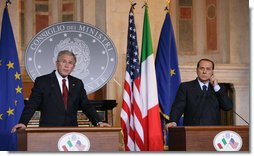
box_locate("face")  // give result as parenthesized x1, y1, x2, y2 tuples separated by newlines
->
(56, 54, 76, 78)
(196, 60, 213, 83)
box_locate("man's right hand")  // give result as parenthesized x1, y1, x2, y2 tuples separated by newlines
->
(11, 123, 26, 133)
(165, 122, 177, 131)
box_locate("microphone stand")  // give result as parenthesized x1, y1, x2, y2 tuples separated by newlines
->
(233, 110, 249, 125)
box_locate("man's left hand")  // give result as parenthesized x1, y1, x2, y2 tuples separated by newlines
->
(97, 122, 111, 127)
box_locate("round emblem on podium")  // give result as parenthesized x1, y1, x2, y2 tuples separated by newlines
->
(25, 22, 117, 94)
(213, 130, 242, 151)
(58, 132, 90, 151)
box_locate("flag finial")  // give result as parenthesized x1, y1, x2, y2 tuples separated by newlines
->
(5, 0, 12, 8)
(142, 0, 148, 8)
(129, 0, 136, 10)
(165, 0, 171, 14)
(129, 0, 133, 5)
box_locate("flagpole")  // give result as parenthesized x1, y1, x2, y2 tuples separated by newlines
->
(129, 0, 136, 9)
(5, 0, 12, 8)
(165, 0, 171, 14)
(129, 0, 133, 6)
(142, 0, 148, 8)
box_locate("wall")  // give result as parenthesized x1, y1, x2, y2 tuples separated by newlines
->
(0, 0, 250, 126)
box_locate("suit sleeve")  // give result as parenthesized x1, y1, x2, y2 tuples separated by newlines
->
(215, 85, 233, 111)
(19, 78, 42, 126)
(169, 83, 186, 123)
(79, 81, 101, 126)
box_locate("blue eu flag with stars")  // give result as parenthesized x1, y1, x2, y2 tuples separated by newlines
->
(155, 12, 182, 146)
(0, 7, 24, 151)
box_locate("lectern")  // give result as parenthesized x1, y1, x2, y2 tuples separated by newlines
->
(17, 127, 122, 151)
(168, 126, 249, 151)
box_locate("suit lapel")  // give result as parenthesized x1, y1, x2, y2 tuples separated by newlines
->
(49, 71, 65, 111)
(67, 76, 77, 109)
(193, 79, 203, 96)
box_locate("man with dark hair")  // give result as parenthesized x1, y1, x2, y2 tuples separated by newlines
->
(12, 50, 110, 132)
(165, 58, 233, 128)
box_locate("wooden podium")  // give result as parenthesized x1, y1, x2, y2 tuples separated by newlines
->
(168, 126, 249, 151)
(17, 127, 122, 151)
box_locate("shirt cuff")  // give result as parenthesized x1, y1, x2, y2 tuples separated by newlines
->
(96, 122, 103, 126)
(214, 84, 221, 92)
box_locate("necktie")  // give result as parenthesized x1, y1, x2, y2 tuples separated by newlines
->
(202, 85, 207, 92)
(62, 79, 68, 109)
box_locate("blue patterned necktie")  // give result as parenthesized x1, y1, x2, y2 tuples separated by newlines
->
(202, 85, 207, 92)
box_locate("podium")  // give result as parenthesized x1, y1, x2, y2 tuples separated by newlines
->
(168, 126, 249, 151)
(17, 127, 122, 151)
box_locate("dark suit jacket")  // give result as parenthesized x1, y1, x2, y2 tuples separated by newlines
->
(169, 79, 233, 126)
(19, 71, 101, 126)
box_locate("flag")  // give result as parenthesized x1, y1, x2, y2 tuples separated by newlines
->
(0, 7, 24, 151)
(120, 6, 143, 151)
(155, 12, 181, 122)
(155, 12, 182, 146)
(139, 5, 163, 151)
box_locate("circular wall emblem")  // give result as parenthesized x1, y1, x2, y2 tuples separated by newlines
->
(58, 132, 90, 151)
(25, 22, 117, 94)
(213, 130, 243, 151)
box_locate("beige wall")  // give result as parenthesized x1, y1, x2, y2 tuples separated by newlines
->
(0, 0, 250, 126)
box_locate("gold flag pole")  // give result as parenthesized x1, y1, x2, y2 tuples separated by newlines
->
(129, 0, 133, 6)
(129, 0, 137, 9)
(165, 0, 171, 14)
(142, 0, 148, 8)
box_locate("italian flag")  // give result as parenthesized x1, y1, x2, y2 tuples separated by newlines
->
(140, 5, 164, 151)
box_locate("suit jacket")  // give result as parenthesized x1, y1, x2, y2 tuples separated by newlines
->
(169, 78, 233, 126)
(19, 71, 101, 126)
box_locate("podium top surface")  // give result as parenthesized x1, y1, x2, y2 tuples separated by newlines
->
(18, 126, 122, 133)
(169, 125, 249, 131)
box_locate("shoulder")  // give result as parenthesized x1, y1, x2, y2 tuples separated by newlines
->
(180, 79, 197, 87)
(68, 75, 83, 85)
(33, 71, 55, 86)
(35, 72, 53, 81)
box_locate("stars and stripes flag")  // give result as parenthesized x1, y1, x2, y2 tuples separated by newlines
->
(121, 3, 163, 152)
(0, 7, 24, 151)
(120, 5, 143, 151)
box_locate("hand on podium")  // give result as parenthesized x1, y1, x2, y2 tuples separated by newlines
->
(11, 123, 26, 133)
(165, 122, 177, 131)
(97, 122, 111, 127)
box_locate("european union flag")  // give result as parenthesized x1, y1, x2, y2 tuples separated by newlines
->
(155, 12, 182, 146)
(0, 7, 24, 151)
(155, 12, 181, 122)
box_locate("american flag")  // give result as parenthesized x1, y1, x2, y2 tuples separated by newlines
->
(120, 6, 144, 151)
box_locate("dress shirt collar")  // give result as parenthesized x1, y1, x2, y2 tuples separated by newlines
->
(55, 70, 69, 91)
(197, 78, 209, 90)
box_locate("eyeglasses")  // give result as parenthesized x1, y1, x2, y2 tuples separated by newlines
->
(57, 60, 75, 66)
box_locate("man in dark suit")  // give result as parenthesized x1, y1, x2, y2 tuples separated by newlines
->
(12, 50, 110, 132)
(165, 58, 233, 128)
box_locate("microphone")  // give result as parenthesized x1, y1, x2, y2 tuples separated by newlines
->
(233, 110, 249, 125)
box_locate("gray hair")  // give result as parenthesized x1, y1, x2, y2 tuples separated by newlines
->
(57, 50, 77, 63)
